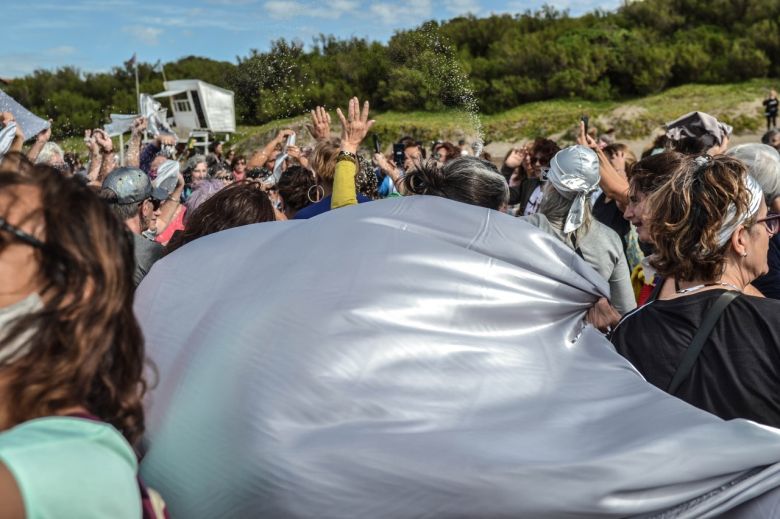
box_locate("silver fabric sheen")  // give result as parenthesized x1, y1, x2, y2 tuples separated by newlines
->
(136, 196, 780, 518)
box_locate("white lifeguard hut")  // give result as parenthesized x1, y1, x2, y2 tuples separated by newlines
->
(153, 79, 236, 149)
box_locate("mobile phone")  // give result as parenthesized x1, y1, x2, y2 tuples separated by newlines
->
(581, 115, 590, 135)
(283, 132, 296, 153)
(392, 143, 405, 168)
(373, 135, 381, 154)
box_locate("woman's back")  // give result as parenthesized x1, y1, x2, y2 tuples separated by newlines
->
(0, 417, 140, 518)
(523, 213, 636, 315)
(611, 290, 780, 426)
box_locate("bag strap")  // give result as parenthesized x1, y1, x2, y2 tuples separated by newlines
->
(667, 290, 740, 394)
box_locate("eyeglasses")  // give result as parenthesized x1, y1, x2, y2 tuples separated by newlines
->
(147, 198, 163, 211)
(0, 216, 45, 249)
(216, 175, 234, 182)
(532, 156, 547, 165)
(757, 212, 780, 235)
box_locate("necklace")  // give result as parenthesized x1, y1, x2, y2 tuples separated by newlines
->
(674, 280, 743, 294)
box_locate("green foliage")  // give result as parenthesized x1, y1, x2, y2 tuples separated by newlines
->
(6, 0, 780, 136)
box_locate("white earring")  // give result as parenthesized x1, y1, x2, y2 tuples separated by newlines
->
(742, 252, 748, 257)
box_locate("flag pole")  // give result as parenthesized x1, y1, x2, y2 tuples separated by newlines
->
(134, 53, 140, 115)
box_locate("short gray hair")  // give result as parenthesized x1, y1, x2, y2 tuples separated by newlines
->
(35, 142, 65, 166)
(184, 154, 207, 174)
(403, 156, 509, 211)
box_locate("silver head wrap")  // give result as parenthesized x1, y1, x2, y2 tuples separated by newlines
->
(665, 111, 732, 147)
(154, 160, 181, 199)
(717, 174, 764, 248)
(726, 143, 780, 204)
(545, 145, 600, 233)
(0, 122, 17, 159)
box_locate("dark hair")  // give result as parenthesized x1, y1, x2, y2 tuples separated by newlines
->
(646, 155, 754, 281)
(762, 128, 780, 146)
(627, 151, 684, 197)
(433, 142, 461, 163)
(209, 141, 222, 154)
(0, 165, 147, 445)
(277, 165, 315, 213)
(98, 188, 143, 222)
(402, 156, 509, 211)
(230, 155, 246, 170)
(669, 133, 717, 155)
(166, 181, 276, 254)
(530, 138, 560, 164)
(356, 155, 379, 200)
(641, 134, 671, 158)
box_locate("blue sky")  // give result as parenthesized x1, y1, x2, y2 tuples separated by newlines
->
(4, 0, 621, 78)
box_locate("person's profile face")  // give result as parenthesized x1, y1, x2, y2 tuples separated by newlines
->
(624, 189, 651, 243)
(770, 133, 780, 151)
(0, 184, 45, 309)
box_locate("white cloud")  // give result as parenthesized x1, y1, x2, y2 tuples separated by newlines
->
(370, 0, 432, 25)
(446, 0, 481, 16)
(264, 0, 306, 18)
(122, 26, 163, 46)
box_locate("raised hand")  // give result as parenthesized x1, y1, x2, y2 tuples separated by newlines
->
(36, 121, 52, 144)
(84, 130, 100, 155)
(576, 121, 598, 149)
(306, 106, 331, 141)
(93, 129, 113, 153)
(131, 116, 148, 136)
(337, 97, 375, 154)
(505, 147, 525, 169)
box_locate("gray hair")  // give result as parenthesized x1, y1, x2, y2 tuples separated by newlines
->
(35, 142, 65, 166)
(184, 154, 207, 174)
(402, 156, 509, 211)
(726, 143, 780, 205)
(538, 182, 592, 242)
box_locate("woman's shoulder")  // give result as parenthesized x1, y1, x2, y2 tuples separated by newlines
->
(0, 417, 140, 518)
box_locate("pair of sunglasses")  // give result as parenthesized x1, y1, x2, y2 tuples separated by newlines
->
(0, 216, 45, 249)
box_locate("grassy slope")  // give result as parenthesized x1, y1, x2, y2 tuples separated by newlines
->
(58, 79, 773, 155)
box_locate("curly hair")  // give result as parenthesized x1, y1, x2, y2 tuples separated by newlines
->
(166, 181, 276, 254)
(645, 155, 754, 281)
(530, 138, 560, 165)
(277, 165, 315, 213)
(355, 155, 379, 200)
(0, 165, 147, 445)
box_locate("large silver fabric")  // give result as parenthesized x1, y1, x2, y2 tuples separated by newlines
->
(0, 91, 48, 141)
(135, 196, 780, 518)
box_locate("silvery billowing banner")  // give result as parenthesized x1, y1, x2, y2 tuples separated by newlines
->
(103, 114, 137, 137)
(0, 91, 49, 141)
(139, 94, 174, 136)
(135, 196, 780, 518)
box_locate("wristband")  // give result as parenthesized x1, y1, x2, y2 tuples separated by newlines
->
(337, 150, 357, 161)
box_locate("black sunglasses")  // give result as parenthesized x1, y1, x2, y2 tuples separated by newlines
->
(757, 212, 780, 235)
(0, 216, 45, 249)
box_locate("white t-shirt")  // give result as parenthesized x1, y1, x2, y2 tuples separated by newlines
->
(524, 184, 544, 216)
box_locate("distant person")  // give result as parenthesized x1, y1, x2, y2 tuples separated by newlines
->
(508, 138, 560, 216)
(99, 167, 166, 286)
(764, 89, 779, 130)
(762, 128, 780, 152)
(665, 111, 732, 155)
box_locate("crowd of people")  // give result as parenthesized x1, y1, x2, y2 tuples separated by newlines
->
(2, 90, 780, 516)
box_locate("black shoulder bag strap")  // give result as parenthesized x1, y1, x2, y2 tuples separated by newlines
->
(667, 291, 740, 395)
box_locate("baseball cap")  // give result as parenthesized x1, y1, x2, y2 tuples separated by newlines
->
(102, 167, 167, 204)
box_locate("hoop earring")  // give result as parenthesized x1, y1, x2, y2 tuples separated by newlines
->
(307, 184, 324, 204)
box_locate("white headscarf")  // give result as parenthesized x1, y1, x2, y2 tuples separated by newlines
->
(545, 145, 601, 233)
(0, 122, 17, 159)
(717, 173, 764, 247)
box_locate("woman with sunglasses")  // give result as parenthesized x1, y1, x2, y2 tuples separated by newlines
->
(0, 165, 150, 517)
(611, 154, 780, 427)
